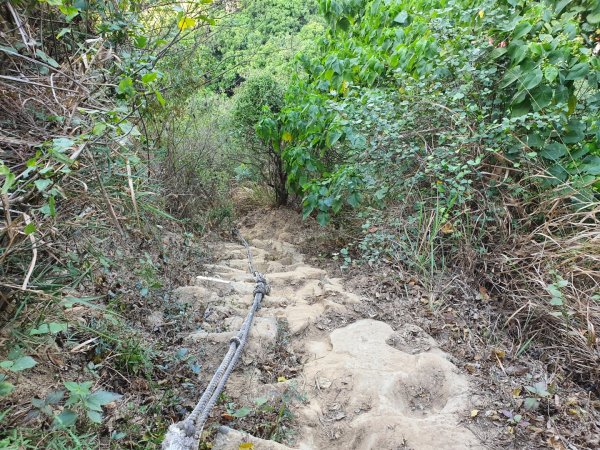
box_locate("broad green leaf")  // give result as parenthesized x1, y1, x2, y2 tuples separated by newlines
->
(500, 67, 522, 88)
(530, 84, 553, 110)
(254, 397, 268, 406)
(49, 322, 67, 333)
(565, 62, 588, 81)
(524, 397, 540, 410)
(581, 156, 600, 176)
(32, 322, 67, 335)
(520, 67, 542, 90)
(0, 381, 15, 397)
(93, 122, 107, 136)
(540, 142, 567, 160)
(48, 195, 56, 217)
(547, 164, 568, 183)
(117, 77, 135, 96)
(554, 0, 570, 14)
(510, 100, 530, 117)
(507, 43, 527, 65)
(24, 222, 36, 235)
(232, 406, 252, 418)
(337, 17, 350, 31)
(30, 324, 50, 335)
(10, 356, 37, 372)
(326, 129, 343, 147)
(197, 14, 215, 25)
(525, 133, 544, 148)
(393, 11, 408, 24)
(134, 35, 148, 48)
(64, 381, 92, 395)
(1, 170, 15, 194)
(34, 179, 52, 192)
(567, 94, 577, 115)
(316, 211, 330, 226)
(489, 47, 507, 60)
(35, 49, 59, 67)
(53, 410, 77, 428)
(543, 66, 558, 83)
(58, 5, 79, 21)
(563, 120, 585, 144)
(87, 390, 122, 407)
(142, 72, 157, 84)
(111, 432, 127, 440)
(52, 137, 75, 152)
(347, 192, 361, 207)
(47, 390, 65, 404)
(512, 22, 532, 39)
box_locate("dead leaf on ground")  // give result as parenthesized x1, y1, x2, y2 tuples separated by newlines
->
(491, 348, 506, 360)
(547, 436, 567, 450)
(505, 365, 528, 376)
(440, 222, 454, 234)
(478, 286, 490, 301)
(464, 363, 477, 374)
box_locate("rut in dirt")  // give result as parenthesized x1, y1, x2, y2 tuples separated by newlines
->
(173, 209, 484, 449)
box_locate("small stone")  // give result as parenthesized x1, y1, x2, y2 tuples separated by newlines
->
(318, 377, 332, 389)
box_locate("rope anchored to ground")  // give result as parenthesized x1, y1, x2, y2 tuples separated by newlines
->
(162, 230, 270, 450)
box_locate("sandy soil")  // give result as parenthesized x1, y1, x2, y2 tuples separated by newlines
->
(176, 209, 486, 450)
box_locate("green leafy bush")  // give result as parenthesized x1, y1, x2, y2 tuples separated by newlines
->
(273, 0, 600, 383)
(280, 0, 599, 224)
(233, 75, 289, 204)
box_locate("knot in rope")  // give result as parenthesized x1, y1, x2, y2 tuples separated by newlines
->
(253, 272, 270, 296)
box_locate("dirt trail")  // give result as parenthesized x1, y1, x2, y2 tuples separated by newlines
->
(177, 210, 484, 449)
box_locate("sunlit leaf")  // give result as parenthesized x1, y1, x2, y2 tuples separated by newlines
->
(178, 17, 197, 31)
(142, 72, 158, 84)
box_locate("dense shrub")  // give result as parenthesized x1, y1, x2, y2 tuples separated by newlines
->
(274, 0, 600, 381)
(232, 75, 289, 204)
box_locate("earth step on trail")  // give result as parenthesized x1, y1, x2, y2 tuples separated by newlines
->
(178, 210, 484, 449)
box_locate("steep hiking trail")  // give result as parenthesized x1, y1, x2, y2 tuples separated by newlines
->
(168, 209, 486, 449)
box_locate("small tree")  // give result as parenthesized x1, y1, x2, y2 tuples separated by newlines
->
(232, 75, 288, 205)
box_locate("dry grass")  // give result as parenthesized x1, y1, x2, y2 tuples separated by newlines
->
(479, 200, 599, 384)
(0, 4, 136, 294)
(231, 183, 277, 216)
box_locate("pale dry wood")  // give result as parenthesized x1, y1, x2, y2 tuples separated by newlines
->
(21, 212, 37, 290)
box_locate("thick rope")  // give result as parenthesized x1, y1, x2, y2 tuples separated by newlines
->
(234, 229, 258, 277)
(162, 230, 269, 450)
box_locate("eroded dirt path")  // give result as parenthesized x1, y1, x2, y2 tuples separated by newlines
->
(175, 210, 484, 449)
